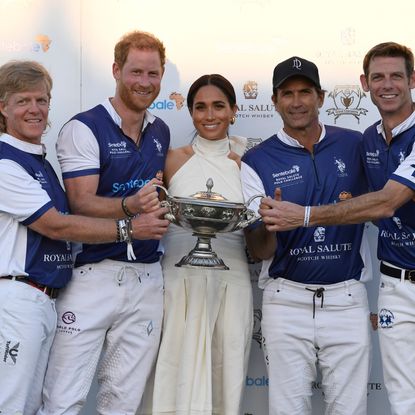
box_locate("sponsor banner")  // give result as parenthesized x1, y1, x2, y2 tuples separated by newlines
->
(1, 0, 405, 413)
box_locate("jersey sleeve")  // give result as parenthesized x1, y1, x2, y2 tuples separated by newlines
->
(241, 160, 266, 212)
(56, 119, 100, 179)
(240, 160, 267, 231)
(391, 143, 415, 191)
(0, 159, 52, 224)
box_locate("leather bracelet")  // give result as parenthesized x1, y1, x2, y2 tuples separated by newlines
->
(115, 219, 130, 243)
(121, 196, 136, 218)
(126, 218, 133, 240)
(116, 218, 136, 260)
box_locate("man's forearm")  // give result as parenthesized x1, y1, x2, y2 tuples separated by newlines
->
(245, 224, 276, 261)
(309, 181, 413, 226)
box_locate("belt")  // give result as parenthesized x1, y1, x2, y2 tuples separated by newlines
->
(1, 276, 59, 298)
(380, 262, 415, 283)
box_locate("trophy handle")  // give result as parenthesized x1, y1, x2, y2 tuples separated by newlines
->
(235, 194, 265, 230)
(153, 184, 178, 223)
(245, 193, 264, 207)
(153, 183, 170, 196)
(235, 208, 261, 230)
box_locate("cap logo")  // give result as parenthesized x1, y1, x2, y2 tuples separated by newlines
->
(292, 58, 302, 70)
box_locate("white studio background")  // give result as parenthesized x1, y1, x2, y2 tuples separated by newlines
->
(1, 0, 415, 413)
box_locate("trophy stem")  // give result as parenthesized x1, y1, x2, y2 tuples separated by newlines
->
(175, 233, 229, 270)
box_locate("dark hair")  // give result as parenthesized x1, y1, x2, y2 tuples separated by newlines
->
(187, 74, 236, 113)
(0, 60, 52, 134)
(363, 42, 414, 78)
(114, 30, 166, 69)
(272, 76, 325, 98)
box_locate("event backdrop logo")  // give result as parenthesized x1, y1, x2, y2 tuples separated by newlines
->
(326, 85, 368, 123)
(0, 34, 51, 53)
(169, 92, 185, 109)
(35, 34, 51, 52)
(246, 137, 263, 152)
(243, 81, 258, 99)
(149, 92, 185, 111)
(237, 80, 274, 119)
(340, 27, 356, 46)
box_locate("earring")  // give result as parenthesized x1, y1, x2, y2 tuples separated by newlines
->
(230, 116, 236, 125)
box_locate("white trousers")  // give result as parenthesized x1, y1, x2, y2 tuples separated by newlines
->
(378, 272, 415, 415)
(37, 259, 163, 415)
(0, 279, 56, 415)
(262, 278, 371, 415)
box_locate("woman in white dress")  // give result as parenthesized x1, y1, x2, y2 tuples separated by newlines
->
(152, 74, 253, 415)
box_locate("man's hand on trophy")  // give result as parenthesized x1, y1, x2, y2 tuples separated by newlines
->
(131, 206, 170, 240)
(258, 187, 305, 232)
(123, 178, 163, 217)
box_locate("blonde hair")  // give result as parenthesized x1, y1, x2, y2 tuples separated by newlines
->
(0, 60, 52, 133)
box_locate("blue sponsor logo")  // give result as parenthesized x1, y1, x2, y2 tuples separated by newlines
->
(112, 178, 150, 193)
(149, 99, 175, 110)
(245, 375, 269, 387)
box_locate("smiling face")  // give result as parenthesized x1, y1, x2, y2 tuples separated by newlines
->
(360, 56, 415, 121)
(273, 76, 324, 138)
(0, 82, 49, 144)
(113, 48, 163, 113)
(190, 84, 237, 141)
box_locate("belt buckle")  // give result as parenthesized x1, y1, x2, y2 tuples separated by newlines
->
(48, 287, 59, 299)
(408, 270, 415, 283)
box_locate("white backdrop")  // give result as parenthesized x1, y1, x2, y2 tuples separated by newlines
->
(1, 0, 414, 413)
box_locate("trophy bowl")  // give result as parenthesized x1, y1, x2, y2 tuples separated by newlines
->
(156, 178, 262, 270)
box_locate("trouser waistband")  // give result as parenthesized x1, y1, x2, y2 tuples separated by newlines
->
(1, 275, 59, 298)
(380, 262, 415, 283)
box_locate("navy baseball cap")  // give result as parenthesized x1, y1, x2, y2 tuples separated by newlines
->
(272, 56, 321, 89)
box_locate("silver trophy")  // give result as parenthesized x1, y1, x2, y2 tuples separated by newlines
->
(156, 178, 262, 270)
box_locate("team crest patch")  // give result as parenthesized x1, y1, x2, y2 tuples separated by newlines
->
(379, 308, 394, 329)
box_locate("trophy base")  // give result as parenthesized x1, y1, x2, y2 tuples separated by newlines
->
(175, 234, 229, 270)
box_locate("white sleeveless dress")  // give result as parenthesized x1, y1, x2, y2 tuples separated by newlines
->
(152, 135, 253, 415)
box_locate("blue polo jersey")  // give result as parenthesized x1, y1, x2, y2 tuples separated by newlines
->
(0, 141, 72, 288)
(242, 125, 368, 284)
(62, 104, 170, 266)
(362, 122, 415, 269)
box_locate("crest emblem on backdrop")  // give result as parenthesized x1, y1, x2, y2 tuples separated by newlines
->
(326, 85, 368, 123)
(243, 81, 258, 99)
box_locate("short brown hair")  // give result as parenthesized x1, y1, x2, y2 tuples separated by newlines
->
(363, 42, 414, 78)
(0, 60, 52, 133)
(114, 30, 166, 69)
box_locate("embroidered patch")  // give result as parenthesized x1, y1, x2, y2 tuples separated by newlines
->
(379, 308, 395, 328)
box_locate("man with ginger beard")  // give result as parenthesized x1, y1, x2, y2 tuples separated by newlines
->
(38, 31, 170, 415)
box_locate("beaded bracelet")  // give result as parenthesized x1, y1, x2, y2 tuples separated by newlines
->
(121, 196, 136, 218)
